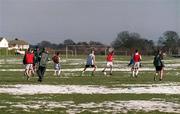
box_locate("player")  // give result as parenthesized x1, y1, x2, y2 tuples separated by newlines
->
(52, 52, 61, 76)
(128, 54, 134, 67)
(102, 47, 114, 75)
(37, 48, 49, 82)
(23, 48, 35, 80)
(131, 49, 142, 77)
(153, 50, 165, 81)
(33, 46, 40, 72)
(82, 50, 97, 76)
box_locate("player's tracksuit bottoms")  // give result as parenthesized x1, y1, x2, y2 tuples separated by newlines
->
(37, 66, 46, 82)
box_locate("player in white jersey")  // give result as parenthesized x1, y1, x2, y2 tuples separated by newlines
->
(82, 50, 96, 76)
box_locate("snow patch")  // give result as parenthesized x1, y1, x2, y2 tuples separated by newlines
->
(0, 84, 180, 95)
(0, 106, 6, 109)
(8, 100, 180, 113)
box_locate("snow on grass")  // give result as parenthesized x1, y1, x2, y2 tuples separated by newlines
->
(176, 72, 180, 76)
(113, 82, 180, 87)
(0, 84, 180, 95)
(7, 100, 180, 113)
(0, 106, 7, 109)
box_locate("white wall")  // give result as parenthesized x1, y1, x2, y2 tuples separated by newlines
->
(0, 38, 8, 48)
(23, 45, 29, 49)
(9, 44, 29, 50)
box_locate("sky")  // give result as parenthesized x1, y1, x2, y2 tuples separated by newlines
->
(0, 0, 179, 45)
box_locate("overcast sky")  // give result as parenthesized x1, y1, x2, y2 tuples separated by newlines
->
(0, 0, 179, 45)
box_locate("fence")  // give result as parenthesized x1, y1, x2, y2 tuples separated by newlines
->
(48, 45, 134, 59)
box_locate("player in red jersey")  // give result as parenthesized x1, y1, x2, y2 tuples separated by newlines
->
(23, 48, 35, 80)
(102, 48, 114, 75)
(131, 49, 142, 77)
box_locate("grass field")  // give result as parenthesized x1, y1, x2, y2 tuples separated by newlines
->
(0, 55, 180, 114)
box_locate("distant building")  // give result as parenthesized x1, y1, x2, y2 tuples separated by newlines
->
(8, 38, 29, 50)
(0, 37, 8, 48)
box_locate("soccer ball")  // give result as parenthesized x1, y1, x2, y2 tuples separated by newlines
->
(103, 72, 107, 75)
(108, 47, 114, 53)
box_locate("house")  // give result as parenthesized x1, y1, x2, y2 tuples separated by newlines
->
(8, 38, 29, 50)
(0, 37, 8, 48)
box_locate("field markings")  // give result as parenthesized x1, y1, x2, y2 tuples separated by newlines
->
(0, 84, 180, 95)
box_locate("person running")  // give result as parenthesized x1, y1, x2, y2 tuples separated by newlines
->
(102, 48, 114, 75)
(153, 50, 165, 81)
(23, 48, 35, 80)
(52, 52, 61, 76)
(82, 50, 96, 76)
(131, 49, 142, 77)
(128, 54, 134, 67)
(37, 48, 49, 82)
(33, 46, 40, 72)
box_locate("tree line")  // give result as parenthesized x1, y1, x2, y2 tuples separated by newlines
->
(33, 30, 180, 55)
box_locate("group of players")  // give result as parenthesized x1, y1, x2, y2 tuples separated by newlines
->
(23, 47, 49, 82)
(81, 48, 165, 81)
(81, 48, 142, 78)
(23, 47, 165, 82)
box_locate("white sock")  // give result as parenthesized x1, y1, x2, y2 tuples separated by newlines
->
(136, 70, 139, 76)
(54, 70, 57, 75)
(58, 70, 61, 76)
(132, 71, 135, 77)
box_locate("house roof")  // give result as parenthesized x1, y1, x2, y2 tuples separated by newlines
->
(9, 38, 29, 45)
(0, 37, 9, 42)
(0, 37, 4, 42)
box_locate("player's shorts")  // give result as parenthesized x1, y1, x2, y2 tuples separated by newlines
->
(107, 62, 113, 67)
(132, 62, 140, 69)
(54, 63, 61, 70)
(155, 66, 163, 71)
(85, 65, 95, 68)
(25, 64, 33, 70)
